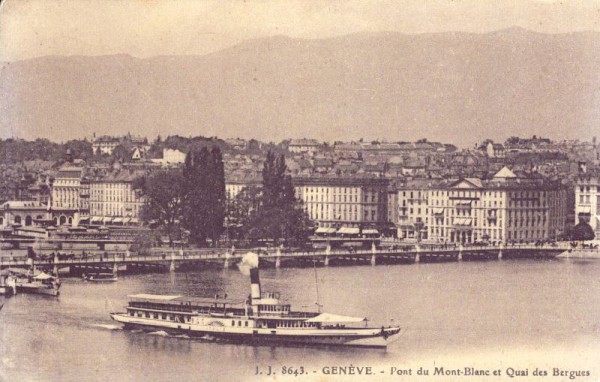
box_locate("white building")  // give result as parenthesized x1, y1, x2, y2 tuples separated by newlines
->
(293, 177, 389, 232)
(89, 170, 146, 225)
(92, 135, 120, 155)
(151, 148, 187, 167)
(51, 166, 84, 225)
(575, 173, 600, 237)
(288, 139, 322, 155)
(427, 167, 567, 244)
(395, 180, 440, 240)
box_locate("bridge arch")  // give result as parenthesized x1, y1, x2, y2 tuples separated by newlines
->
(68, 217, 73, 225)
(59, 215, 67, 225)
(14, 215, 22, 224)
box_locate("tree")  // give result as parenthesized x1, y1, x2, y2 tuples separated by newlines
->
(63, 139, 93, 161)
(182, 146, 226, 246)
(182, 148, 209, 245)
(570, 221, 595, 241)
(112, 144, 132, 163)
(140, 170, 185, 246)
(206, 146, 226, 245)
(226, 186, 262, 240)
(244, 151, 312, 246)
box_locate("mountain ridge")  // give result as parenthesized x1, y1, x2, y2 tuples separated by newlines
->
(1, 29, 599, 146)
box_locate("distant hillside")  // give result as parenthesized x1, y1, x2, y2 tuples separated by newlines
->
(1, 28, 599, 146)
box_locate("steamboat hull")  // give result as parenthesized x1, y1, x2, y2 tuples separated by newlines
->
(110, 313, 400, 348)
(16, 284, 60, 297)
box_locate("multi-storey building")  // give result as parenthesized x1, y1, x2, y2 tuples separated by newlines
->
(293, 177, 389, 232)
(89, 170, 145, 225)
(92, 135, 120, 155)
(288, 139, 322, 155)
(427, 167, 566, 244)
(575, 172, 599, 237)
(51, 166, 84, 225)
(79, 178, 90, 224)
(395, 179, 441, 240)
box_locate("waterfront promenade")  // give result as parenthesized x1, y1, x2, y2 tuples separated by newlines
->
(0, 243, 567, 274)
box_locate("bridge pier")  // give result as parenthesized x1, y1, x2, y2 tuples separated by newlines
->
(53, 253, 59, 275)
(498, 242, 504, 260)
(371, 242, 377, 266)
(223, 249, 231, 269)
(458, 244, 463, 261)
(324, 244, 331, 266)
(113, 262, 119, 274)
(275, 247, 281, 269)
(414, 245, 420, 263)
(170, 251, 176, 272)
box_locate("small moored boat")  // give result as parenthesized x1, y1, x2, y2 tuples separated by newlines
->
(82, 273, 118, 283)
(12, 271, 61, 297)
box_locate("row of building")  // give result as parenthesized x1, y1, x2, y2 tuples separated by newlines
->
(1, 161, 598, 244)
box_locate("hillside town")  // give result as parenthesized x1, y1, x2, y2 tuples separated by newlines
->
(0, 133, 599, 248)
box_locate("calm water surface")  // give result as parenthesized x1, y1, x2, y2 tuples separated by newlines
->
(1, 258, 599, 382)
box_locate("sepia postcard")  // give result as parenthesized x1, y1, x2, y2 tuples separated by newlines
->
(1, 1, 599, 381)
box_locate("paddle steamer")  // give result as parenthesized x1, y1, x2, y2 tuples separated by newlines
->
(110, 260, 400, 348)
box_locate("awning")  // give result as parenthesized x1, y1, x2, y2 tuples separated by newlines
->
(579, 206, 591, 213)
(34, 272, 54, 280)
(362, 229, 379, 235)
(453, 218, 472, 226)
(128, 294, 181, 301)
(315, 227, 336, 234)
(456, 201, 472, 208)
(123, 218, 131, 224)
(130, 218, 139, 223)
(102, 217, 113, 223)
(337, 227, 360, 235)
(113, 217, 124, 223)
(306, 313, 366, 323)
(91, 217, 102, 223)
(79, 217, 90, 222)
(433, 208, 444, 214)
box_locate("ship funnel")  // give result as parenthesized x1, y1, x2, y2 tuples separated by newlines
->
(249, 268, 261, 305)
(238, 252, 261, 305)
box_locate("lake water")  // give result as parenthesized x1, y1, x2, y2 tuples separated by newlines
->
(1, 258, 599, 382)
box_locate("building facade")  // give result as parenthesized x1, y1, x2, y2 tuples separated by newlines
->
(395, 180, 438, 240)
(0, 201, 50, 228)
(293, 177, 389, 231)
(92, 135, 120, 155)
(575, 173, 600, 237)
(89, 170, 145, 225)
(427, 168, 567, 244)
(51, 166, 84, 225)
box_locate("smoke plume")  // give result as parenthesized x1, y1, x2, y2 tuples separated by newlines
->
(238, 252, 259, 275)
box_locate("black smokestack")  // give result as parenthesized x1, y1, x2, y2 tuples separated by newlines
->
(250, 268, 261, 304)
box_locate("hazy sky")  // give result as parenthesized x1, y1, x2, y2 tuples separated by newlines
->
(1, 0, 600, 61)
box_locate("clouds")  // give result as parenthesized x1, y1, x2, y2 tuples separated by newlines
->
(1, 0, 599, 62)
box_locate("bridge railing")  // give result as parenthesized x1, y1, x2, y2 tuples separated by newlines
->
(0, 243, 568, 267)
